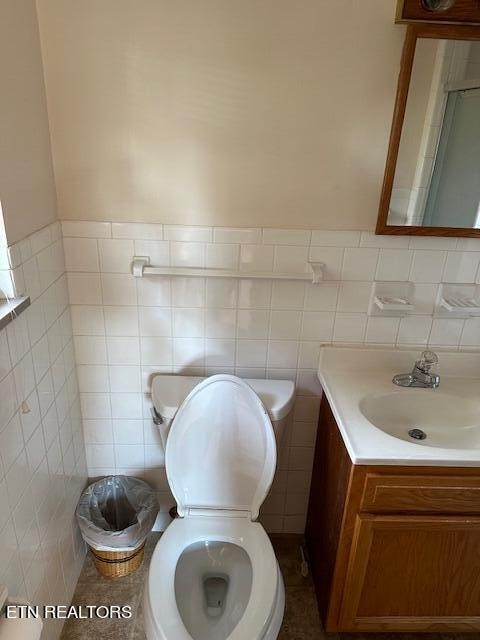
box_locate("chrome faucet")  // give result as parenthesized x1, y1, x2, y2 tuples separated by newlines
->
(392, 350, 440, 389)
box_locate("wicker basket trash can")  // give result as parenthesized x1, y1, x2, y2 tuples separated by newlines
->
(76, 475, 159, 578)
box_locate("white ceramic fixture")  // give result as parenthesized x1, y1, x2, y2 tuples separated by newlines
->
(144, 374, 291, 640)
(318, 346, 480, 465)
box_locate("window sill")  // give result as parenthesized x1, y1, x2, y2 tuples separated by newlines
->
(0, 296, 30, 331)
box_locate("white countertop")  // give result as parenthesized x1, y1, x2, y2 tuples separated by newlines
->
(317, 346, 480, 467)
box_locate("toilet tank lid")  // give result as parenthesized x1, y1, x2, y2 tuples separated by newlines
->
(152, 375, 295, 421)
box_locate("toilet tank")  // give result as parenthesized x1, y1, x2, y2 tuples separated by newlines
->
(151, 375, 295, 453)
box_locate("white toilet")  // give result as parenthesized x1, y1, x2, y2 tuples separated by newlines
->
(144, 374, 294, 640)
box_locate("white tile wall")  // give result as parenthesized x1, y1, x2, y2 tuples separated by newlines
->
(62, 221, 480, 534)
(0, 222, 87, 640)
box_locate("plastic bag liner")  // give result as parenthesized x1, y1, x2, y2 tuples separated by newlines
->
(76, 476, 159, 551)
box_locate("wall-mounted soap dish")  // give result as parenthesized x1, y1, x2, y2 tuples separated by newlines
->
(436, 284, 480, 317)
(368, 282, 415, 317)
(374, 296, 415, 312)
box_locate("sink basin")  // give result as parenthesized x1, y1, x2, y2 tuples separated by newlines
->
(359, 391, 480, 449)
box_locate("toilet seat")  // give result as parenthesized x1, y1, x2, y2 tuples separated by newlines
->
(144, 515, 280, 640)
(166, 374, 277, 520)
(145, 375, 284, 640)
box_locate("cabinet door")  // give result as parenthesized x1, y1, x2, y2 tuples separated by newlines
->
(339, 514, 480, 632)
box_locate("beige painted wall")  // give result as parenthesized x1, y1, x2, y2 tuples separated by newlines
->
(0, 0, 57, 245)
(37, 0, 404, 230)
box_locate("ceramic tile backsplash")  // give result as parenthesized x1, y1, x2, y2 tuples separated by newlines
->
(0, 222, 87, 640)
(62, 221, 480, 534)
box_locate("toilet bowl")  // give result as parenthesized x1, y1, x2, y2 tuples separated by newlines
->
(144, 374, 287, 640)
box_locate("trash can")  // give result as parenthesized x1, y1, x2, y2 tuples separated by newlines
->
(76, 475, 159, 578)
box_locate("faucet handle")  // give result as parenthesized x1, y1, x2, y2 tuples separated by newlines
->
(416, 350, 438, 372)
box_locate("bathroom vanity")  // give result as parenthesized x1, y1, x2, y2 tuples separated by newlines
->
(306, 347, 480, 632)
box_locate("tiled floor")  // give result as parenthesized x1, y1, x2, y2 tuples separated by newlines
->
(61, 533, 471, 640)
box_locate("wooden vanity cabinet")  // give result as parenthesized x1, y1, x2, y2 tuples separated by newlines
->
(305, 396, 480, 632)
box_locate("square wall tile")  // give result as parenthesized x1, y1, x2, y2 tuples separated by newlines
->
(336, 282, 371, 313)
(429, 318, 464, 346)
(85, 444, 114, 468)
(273, 246, 309, 274)
(83, 420, 113, 444)
(342, 248, 378, 281)
(271, 281, 305, 310)
(106, 337, 140, 365)
(172, 277, 205, 308)
(304, 283, 338, 312)
(112, 420, 144, 445)
(205, 309, 236, 339)
(137, 277, 171, 307)
(109, 366, 141, 393)
(81, 390, 110, 421)
(240, 245, 274, 273)
(63, 238, 99, 272)
(173, 309, 205, 338)
(267, 341, 299, 368)
(140, 337, 173, 366)
(365, 317, 400, 344)
(77, 365, 109, 393)
(134, 240, 170, 266)
(301, 312, 334, 341)
(375, 249, 413, 281)
(139, 307, 171, 337)
(409, 251, 447, 283)
(297, 341, 322, 369)
(173, 338, 205, 368)
(206, 244, 239, 270)
(206, 279, 238, 308)
(101, 274, 137, 306)
(105, 307, 139, 336)
(333, 313, 367, 343)
(237, 310, 270, 339)
(73, 336, 107, 365)
(461, 318, 480, 346)
(236, 340, 267, 367)
(71, 306, 105, 336)
(67, 274, 102, 305)
(238, 280, 272, 308)
(98, 239, 134, 273)
(171, 243, 205, 268)
(397, 315, 432, 346)
(110, 393, 143, 419)
(205, 340, 236, 367)
(269, 311, 302, 340)
(442, 252, 480, 284)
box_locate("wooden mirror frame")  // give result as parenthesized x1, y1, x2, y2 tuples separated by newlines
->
(376, 23, 480, 237)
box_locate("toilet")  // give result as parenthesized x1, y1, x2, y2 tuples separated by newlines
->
(144, 374, 294, 640)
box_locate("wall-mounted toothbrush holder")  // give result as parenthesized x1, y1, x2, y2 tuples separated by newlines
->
(368, 282, 415, 317)
(435, 284, 480, 318)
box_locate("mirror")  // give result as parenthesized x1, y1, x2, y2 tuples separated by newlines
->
(376, 25, 480, 236)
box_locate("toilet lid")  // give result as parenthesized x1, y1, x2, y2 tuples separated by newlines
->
(166, 374, 277, 520)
